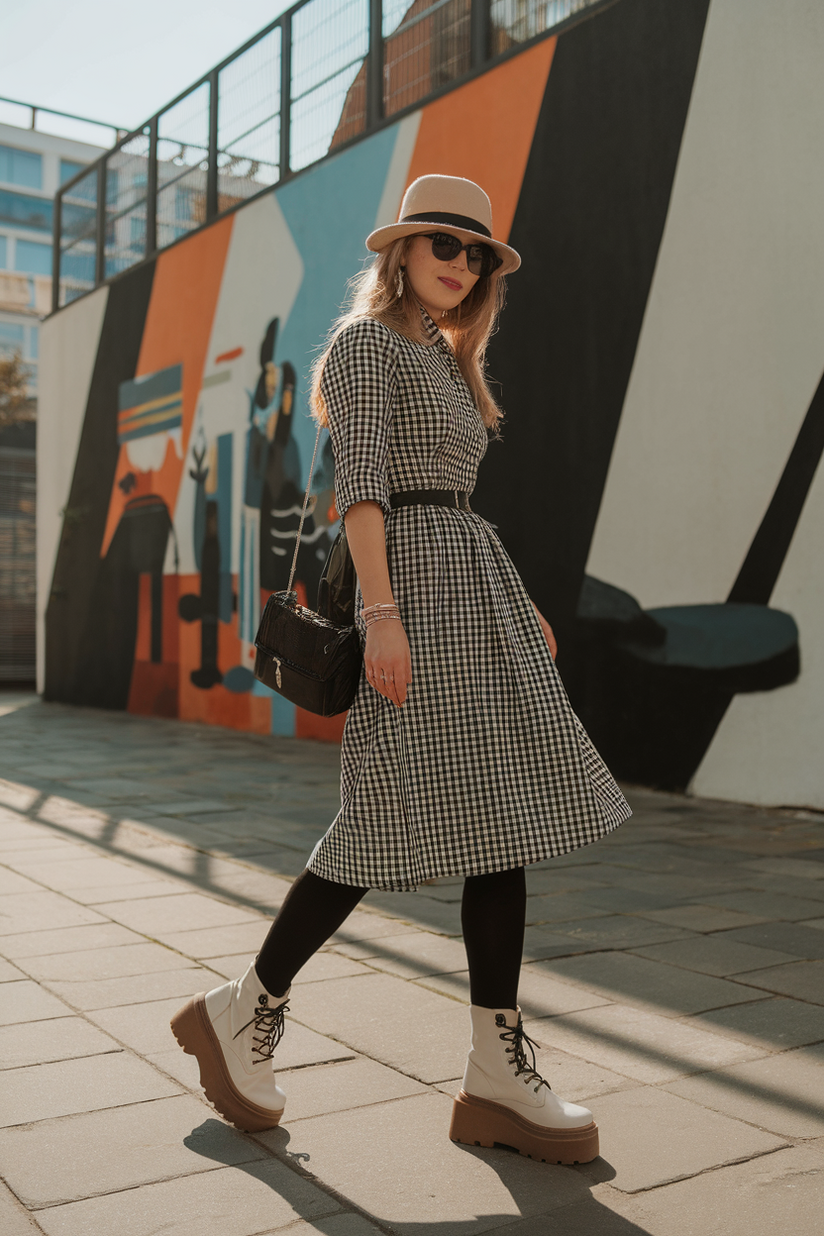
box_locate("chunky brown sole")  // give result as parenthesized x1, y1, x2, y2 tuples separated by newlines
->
(449, 1089, 599, 1164)
(170, 993, 285, 1133)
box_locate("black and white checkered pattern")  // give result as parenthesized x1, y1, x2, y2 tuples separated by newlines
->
(307, 308, 631, 891)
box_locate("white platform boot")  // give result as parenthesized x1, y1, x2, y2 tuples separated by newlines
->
(449, 1006, 599, 1164)
(170, 960, 289, 1132)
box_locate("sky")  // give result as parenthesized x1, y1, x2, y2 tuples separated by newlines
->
(0, 0, 291, 146)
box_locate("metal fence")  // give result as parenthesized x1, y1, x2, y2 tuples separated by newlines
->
(53, 0, 603, 310)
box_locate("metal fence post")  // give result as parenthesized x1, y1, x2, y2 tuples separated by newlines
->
(280, 13, 292, 179)
(95, 158, 106, 285)
(207, 70, 219, 220)
(367, 0, 384, 128)
(51, 191, 62, 313)
(146, 117, 158, 256)
(470, 0, 491, 68)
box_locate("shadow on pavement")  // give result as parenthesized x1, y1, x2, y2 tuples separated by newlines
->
(184, 1117, 651, 1235)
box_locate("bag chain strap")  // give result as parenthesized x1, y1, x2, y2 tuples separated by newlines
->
(286, 422, 324, 599)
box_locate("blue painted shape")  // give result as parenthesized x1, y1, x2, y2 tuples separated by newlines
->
(216, 433, 233, 623)
(271, 691, 297, 736)
(618, 603, 799, 668)
(238, 504, 251, 644)
(119, 364, 182, 410)
(274, 123, 403, 494)
(223, 665, 256, 693)
(118, 364, 183, 444)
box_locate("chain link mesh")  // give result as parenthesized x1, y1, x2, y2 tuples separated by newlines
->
(157, 83, 210, 249)
(218, 27, 282, 207)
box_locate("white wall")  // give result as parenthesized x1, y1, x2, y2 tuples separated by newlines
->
(585, 0, 824, 807)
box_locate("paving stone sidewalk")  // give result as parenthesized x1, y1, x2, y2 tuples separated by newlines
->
(1, 691, 823, 1235)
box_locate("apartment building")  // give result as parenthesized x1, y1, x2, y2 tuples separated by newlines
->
(0, 114, 108, 681)
(0, 120, 107, 392)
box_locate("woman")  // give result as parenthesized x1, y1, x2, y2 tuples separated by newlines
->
(171, 175, 631, 1165)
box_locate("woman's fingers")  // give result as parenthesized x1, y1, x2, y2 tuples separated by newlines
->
(368, 665, 411, 707)
(364, 622, 412, 707)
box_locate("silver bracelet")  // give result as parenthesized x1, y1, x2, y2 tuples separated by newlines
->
(362, 612, 402, 626)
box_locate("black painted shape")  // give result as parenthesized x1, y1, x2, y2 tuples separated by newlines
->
(475, 0, 711, 644)
(117, 496, 172, 664)
(574, 644, 740, 791)
(616, 603, 799, 684)
(728, 365, 824, 605)
(603, 363, 824, 789)
(70, 496, 172, 709)
(45, 262, 156, 704)
(260, 361, 331, 598)
(188, 500, 223, 690)
(577, 575, 666, 647)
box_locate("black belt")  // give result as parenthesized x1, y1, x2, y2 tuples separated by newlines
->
(389, 489, 472, 513)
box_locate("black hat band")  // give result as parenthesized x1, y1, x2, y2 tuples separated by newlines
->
(400, 211, 492, 239)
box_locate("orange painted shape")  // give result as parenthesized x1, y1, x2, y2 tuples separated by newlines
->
(406, 37, 556, 241)
(135, 574, 152, 662)
(296, 709, 347, 743)
(128, 662, 179, 718)
(101, 216, 234, 557)
(215, 346, 243, 363)
(161, 574, 179, 665)
(176, 571, 271, 735)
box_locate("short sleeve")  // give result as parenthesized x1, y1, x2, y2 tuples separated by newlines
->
(321, 317, 398, 520)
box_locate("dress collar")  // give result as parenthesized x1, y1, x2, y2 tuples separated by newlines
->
(417, 301, 448, 346)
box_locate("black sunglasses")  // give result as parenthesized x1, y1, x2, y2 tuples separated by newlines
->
(423, 231, 503, 279)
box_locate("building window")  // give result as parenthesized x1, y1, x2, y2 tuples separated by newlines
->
(129, 215, 146, 250)
(0, 144, 42, 190)
(63, 167, 97, 203)
(175, 186, 195, 222)
(29, 325, 39, 359)
(0, 320, 26, 357)
(15, 239, 52, 276)
(0, 190, 53, 233)
(60, 250, 96, 283)
(60, 159, 88, 186)
(0, 235, 7, 269)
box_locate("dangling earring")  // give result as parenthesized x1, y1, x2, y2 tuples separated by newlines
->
(395, 266, 405, 298)
(441, 308, 447, 319)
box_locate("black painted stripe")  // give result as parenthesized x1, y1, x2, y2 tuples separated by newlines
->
(728, 365, 824, 606)
(478, 0, 711, 637)
(45, 261, 157, 706)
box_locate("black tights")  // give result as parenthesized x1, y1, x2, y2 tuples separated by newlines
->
(255, 866, 527, 1009)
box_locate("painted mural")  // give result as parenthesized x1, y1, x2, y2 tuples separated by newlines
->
(39, 0, 824, 809)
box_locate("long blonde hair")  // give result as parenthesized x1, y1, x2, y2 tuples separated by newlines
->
(309, 236, 506, 436)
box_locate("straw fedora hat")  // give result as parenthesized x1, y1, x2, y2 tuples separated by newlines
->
(365, 174, 521, 277)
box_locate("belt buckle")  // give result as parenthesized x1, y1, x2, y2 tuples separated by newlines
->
(453, 490, 460, 509)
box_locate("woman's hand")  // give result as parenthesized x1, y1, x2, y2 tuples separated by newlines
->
(531, 600, 558, 660)
(365, 619, 412, 707)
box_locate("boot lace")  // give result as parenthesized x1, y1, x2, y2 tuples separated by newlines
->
(234, 992, 289, 1064)
(496, 1013, 551, 1095)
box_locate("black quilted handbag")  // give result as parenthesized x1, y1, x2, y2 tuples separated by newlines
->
(253, 424, 362, 716)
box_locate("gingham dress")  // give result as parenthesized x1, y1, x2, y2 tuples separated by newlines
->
(307, 308, 631, 892)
